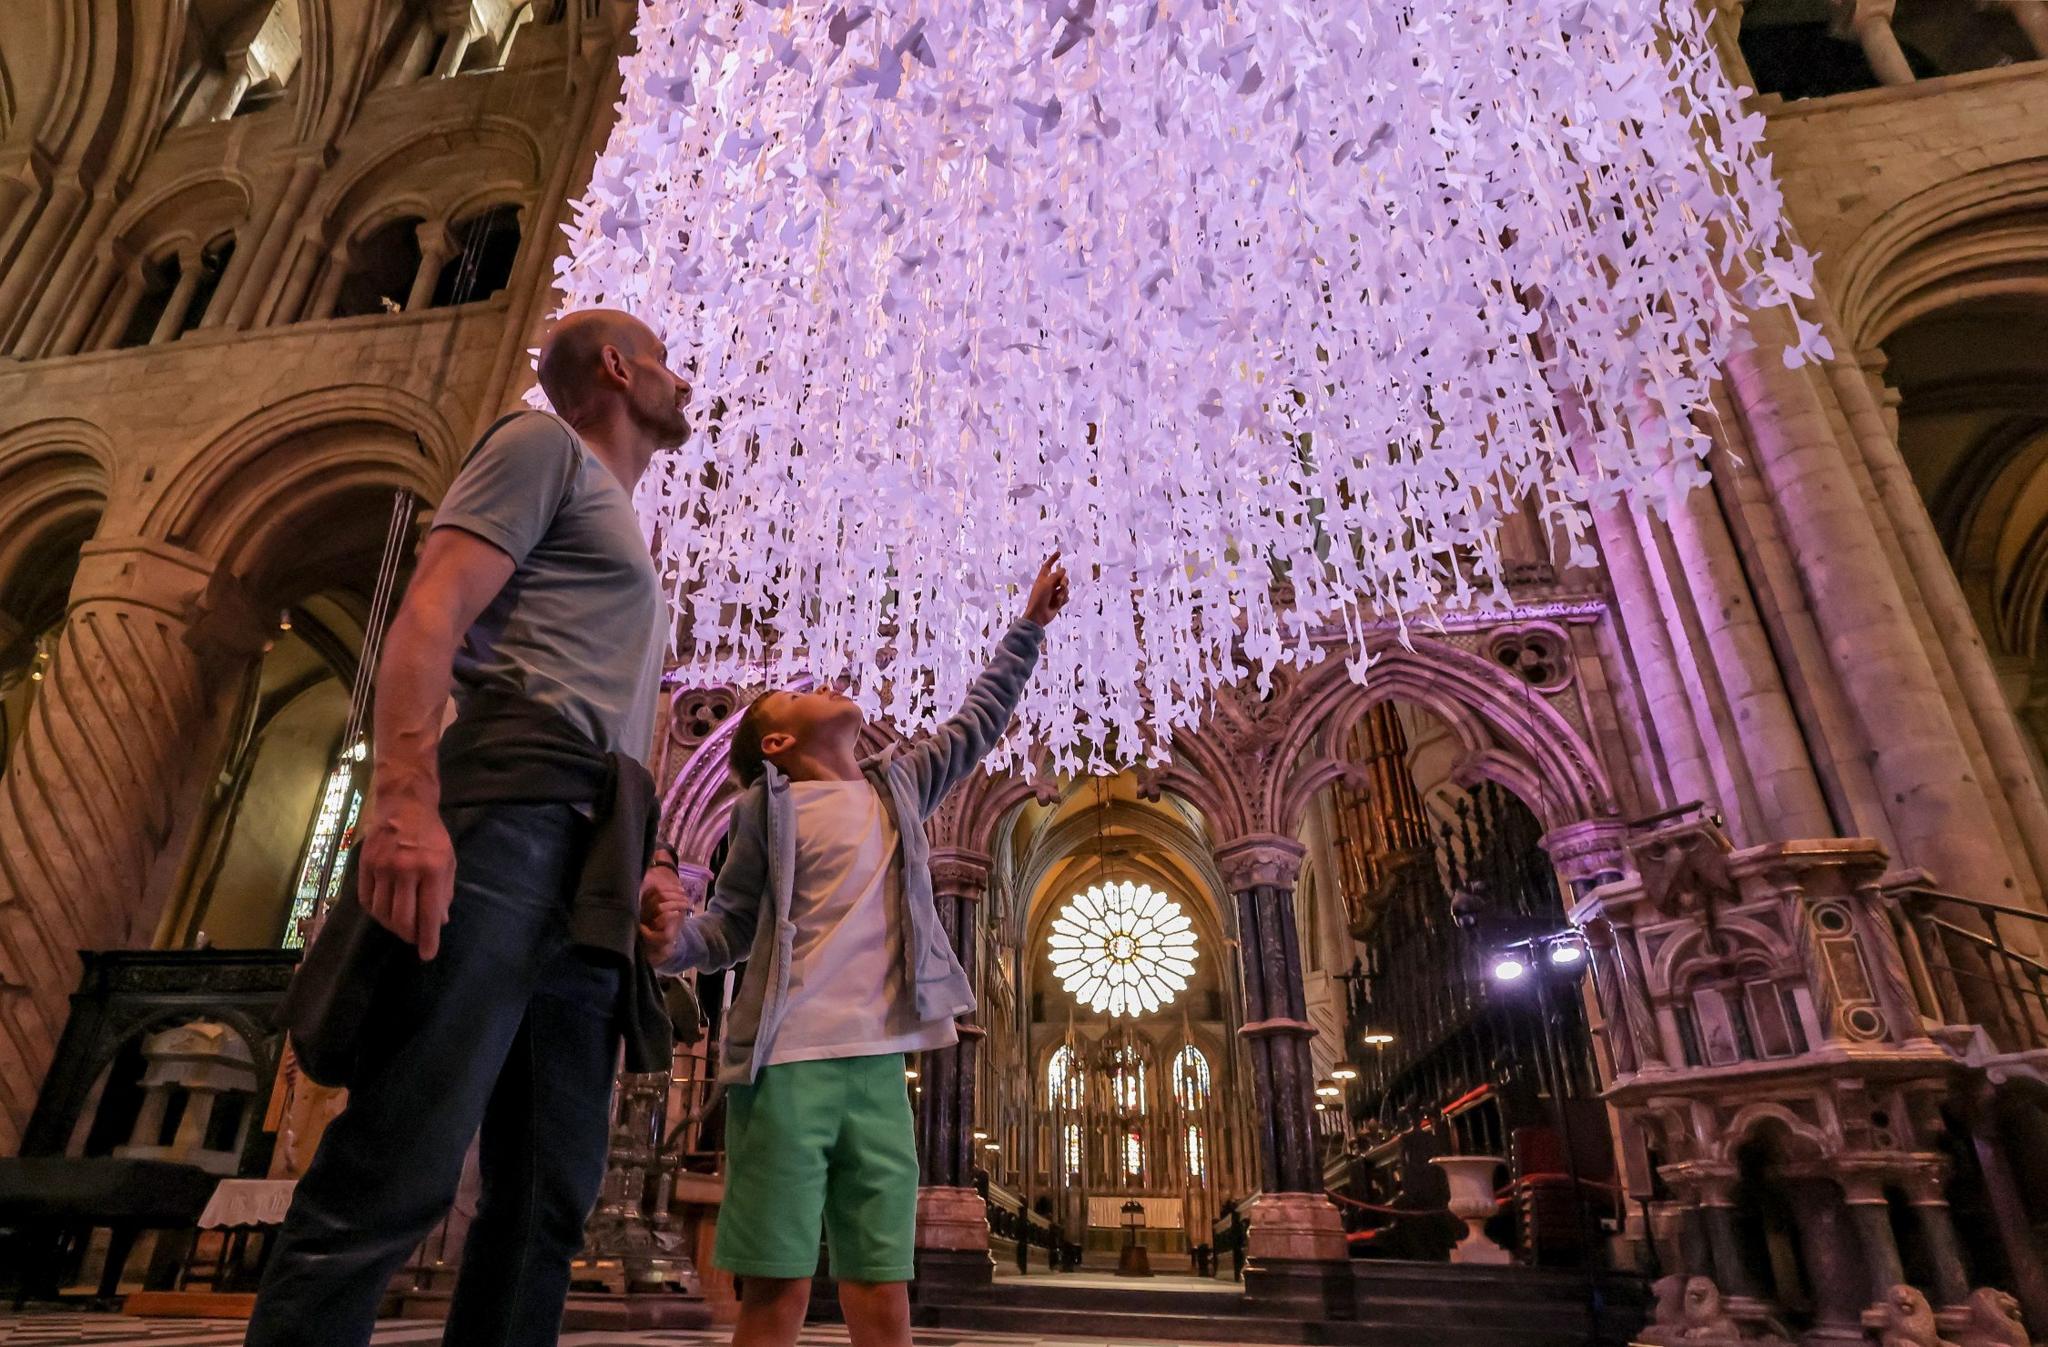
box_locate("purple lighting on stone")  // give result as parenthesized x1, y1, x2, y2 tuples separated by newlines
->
(547, 0, 1818, 771)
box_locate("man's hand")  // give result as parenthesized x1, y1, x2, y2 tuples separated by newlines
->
(359, 790, 457, 960)
(639, 864, 693, 964)
(358, 527, 516, 962)
(1023, 553, 1070, 626)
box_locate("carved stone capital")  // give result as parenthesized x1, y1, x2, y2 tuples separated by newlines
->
(1542, 817, 1631, 893)
(1215, 834, 1305, 893)
(68, 539, 217, 621)
(928, 847, 991, 900)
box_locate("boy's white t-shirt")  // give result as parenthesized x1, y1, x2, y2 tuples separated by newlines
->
(764, 780, 960, 1065)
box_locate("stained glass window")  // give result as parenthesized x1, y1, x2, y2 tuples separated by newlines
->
(1124, 1129, 1144, 1179)
(1049, 881, 1198, 1017)
(1111, 1046, 1147, 1115)
(1047, 1044, 1082, 1109)
(1062, 1122, 1083, 1180)
(282, 742, 364, 950)
(1175, 1044, 1211, 1110)
(1186, 1124, 1207, 1179)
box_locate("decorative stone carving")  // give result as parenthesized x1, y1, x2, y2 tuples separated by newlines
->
(1214, 835, 1305, 894)
(1875, 1285, 1959, 1347)
(666, 686, 738, 750)
(1956, 1288, 2033, 1347)
(1638, 1275, 1791, 1347)
(1630, 815, 1739, 918)
(1486, 626, 1572, 692)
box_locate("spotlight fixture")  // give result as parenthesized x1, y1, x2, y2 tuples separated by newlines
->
(1549, 940, 1585, 966)
(1492, 955, 1528, 982)
(904, 1068, 919, 1081)
(1315, 1079, 1342, 1098)
(972, 1130, 988, 1141)
(984, 1142, 1001, 1152)
(1332, 1065, 1359, 1082)
(1361, 1031, 1394, 1046)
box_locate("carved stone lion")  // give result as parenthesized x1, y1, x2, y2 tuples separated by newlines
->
(1879, 1285, 1959, 1347)
(1637, 1274, 1690, 1346)
(1638, 1274, 1791, 1347)
(1956, 1288, 2032, 1347)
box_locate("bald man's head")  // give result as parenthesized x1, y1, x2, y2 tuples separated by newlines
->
(535, 309, 691, 449)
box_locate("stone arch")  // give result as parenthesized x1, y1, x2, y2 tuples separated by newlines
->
(1834, 157, 2048, 350)
(1164, 636, 1617, 844)
(1015, 793, 1232, 934)
(1717, 1104, 1834, 1166)
(1651, 917, 1791, 989)
(312, 116, 544, 243)
(105, 169, 254, 259)
(656, 683, 905, 864)
(142, 386, 461, 593)
(0, 418, 114, 637)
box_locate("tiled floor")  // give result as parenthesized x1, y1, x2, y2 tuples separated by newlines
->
(0, 1318, 1165, 1347)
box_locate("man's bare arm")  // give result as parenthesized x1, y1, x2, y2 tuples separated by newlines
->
(360, 527, 515, 960)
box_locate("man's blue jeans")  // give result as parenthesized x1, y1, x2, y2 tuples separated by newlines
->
(247, 803, 620, 1347)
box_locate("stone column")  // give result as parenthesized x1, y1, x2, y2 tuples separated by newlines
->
(1725, 313, 2022, 908)
(304, 244, 352, 322)
(149, 245, 205, 346)
(1838, 1172, 1906, 1304)
(1214, 836, 1349, 1300)
(914, 848, 994, 1289)
(1694, 1172, 1769, 1304)
(1901, 1167, 1970, 1309)
(223, 156, 325, 331)
(0, 541, 259, 1151)
(1834, 0, 1917, 85)
(406, 221, 455, 313)
(1785, 1179, 1870, 1344)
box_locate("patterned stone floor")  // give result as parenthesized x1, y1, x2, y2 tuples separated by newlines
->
(0, 1317, 1191, 1347)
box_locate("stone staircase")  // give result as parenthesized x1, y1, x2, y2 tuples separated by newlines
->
(907, 1263, 1649, 1346)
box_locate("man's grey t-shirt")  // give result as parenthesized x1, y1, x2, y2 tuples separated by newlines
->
(430, 410, 664, 762)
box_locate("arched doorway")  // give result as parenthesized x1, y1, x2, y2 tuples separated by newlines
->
(1003, 776, 1247, 1271)
(1302, 700, 1614, 1267)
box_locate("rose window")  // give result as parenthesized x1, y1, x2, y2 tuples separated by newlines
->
(1049, 881, 1198, 1018)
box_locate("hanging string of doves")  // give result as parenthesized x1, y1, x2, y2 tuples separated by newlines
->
(544, 0, 1822, 773)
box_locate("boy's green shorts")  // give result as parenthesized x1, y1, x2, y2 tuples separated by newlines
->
(716, 1052, 919, 1283)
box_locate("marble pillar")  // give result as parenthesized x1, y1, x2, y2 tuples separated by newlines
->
(1213, 837, 1349, 1279)
(914, 848, 994, 1288)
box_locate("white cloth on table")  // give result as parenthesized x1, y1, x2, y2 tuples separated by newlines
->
(199, 1178, 298, 1228)
(1087, 1195, 1183, 1229)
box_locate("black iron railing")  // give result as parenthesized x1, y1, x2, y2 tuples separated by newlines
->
(1895, 885, 2048, 1053)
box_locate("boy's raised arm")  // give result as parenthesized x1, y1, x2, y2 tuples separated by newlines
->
(902, 555, 1069, 818)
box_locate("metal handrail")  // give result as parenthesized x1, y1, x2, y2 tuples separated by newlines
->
(1895, 885, 2048, 1053)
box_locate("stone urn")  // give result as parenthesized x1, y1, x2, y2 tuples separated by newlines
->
(1430, 1155, 1510, 1265)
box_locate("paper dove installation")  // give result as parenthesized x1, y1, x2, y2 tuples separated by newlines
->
(549, 0, 1818, 771)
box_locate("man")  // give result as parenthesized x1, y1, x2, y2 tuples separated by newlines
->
(247, 310, 691, 1347)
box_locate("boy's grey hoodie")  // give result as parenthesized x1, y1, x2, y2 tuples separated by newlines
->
(659, 619, 1045, 1085)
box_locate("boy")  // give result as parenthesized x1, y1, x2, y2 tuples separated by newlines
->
(642, 556, 1069, 1347)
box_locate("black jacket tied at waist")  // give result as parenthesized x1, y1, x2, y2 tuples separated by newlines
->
(438, 689, 672, 1076)
(280, 690, 673, 1088)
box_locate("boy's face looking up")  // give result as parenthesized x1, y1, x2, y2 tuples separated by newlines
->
(742, 687, 865, 781)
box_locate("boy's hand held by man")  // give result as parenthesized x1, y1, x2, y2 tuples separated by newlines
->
(639, 863, 692, 961)
(1024, 552, 1071, 627)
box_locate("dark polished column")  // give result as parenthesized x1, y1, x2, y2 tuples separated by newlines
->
(1215, 837, 1349, 1307)
(913, 848, 995, 1289)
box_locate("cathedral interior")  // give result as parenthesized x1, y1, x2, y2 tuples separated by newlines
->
(5, 2, 2048, 1346)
